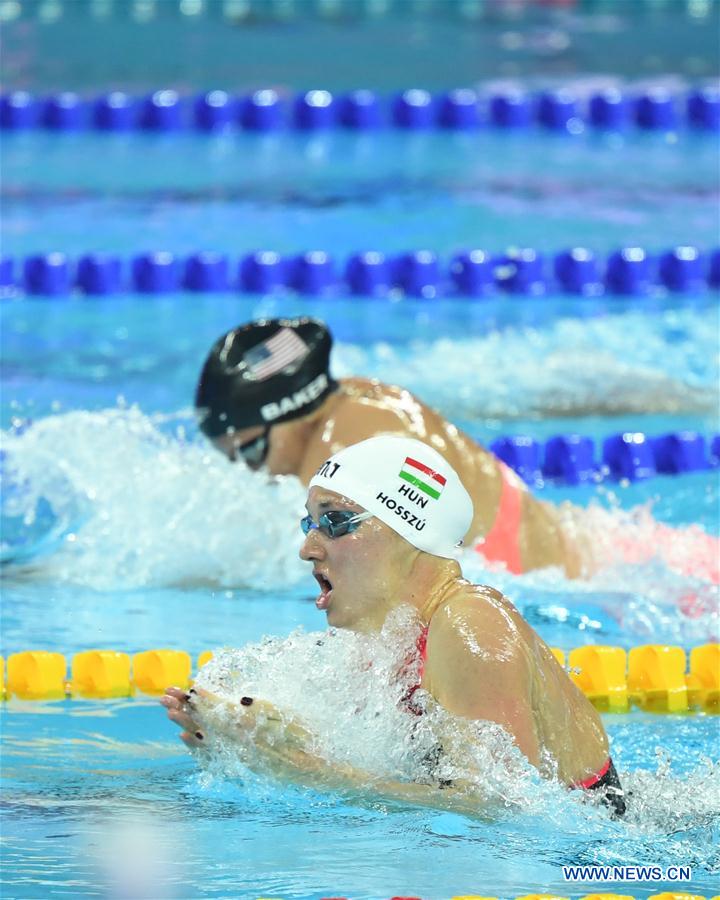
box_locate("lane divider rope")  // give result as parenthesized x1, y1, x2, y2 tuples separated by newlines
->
(489, 431, 720, 486)
(1, 644, 717, 711)
(1, 0, 712, 24)
(2, 87, 718, 132)
(2, 246, 718, 297)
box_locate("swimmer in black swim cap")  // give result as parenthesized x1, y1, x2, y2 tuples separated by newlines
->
(195, 317, 338, 470)
(195, 318, 589, 578)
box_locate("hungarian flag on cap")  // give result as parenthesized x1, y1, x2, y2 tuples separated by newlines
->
(398, 456, 446, 500)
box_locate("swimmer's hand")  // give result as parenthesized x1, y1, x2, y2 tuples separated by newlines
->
(160, 686, 316, 767)
(160, 687, 492, 818)
(161, 686, 208, 750)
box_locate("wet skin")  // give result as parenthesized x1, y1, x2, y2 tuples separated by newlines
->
(210, 377, 582, 577)
(163, 486, 609, 788)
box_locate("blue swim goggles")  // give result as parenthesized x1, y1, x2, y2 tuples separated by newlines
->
(300, 510, 373, 539)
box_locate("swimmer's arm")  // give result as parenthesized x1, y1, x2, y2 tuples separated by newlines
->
(162, 688, 495, 817)
(423, 599, 542, 769)
(254, 735, 498, 818)
(184, 691, 455, 796)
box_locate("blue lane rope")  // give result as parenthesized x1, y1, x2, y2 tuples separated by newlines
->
(1, 86, 719, 132)
(490, 431, 719, 486)
(2, 246, 719, 298)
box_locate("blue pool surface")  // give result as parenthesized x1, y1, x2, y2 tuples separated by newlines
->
(2, 7, 720, 899)
(1, 701, 719, 899)
(3, 130, 718, 256)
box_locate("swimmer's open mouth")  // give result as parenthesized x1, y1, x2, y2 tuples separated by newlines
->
(314, 572, 333, 611)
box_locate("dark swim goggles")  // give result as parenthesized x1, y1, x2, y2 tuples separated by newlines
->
(234, 428, 270, 469)
(300, 510, 372, 539)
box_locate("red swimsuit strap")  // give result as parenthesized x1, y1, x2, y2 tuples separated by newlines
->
(475, 463, 524, 574)
(572, 757, 611, 790)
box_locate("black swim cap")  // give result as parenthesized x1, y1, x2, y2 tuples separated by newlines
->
(195, 317, 338, 437)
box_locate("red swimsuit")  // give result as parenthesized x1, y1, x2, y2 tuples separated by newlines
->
(475, 464, 524, 574)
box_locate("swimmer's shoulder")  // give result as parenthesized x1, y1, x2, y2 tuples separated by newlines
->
(339, 380, 487, 462)
(424, 584, 533, 712)
(297, 380, 416, 479)
(329, 378, 431, 437)
(427, 583, 522, 657)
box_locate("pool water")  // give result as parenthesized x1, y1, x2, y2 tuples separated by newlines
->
(4, 130, 718, 254)
(1, 690, 719, 899)
(2, 7, 720, 898)
(2, 247, 718, 900)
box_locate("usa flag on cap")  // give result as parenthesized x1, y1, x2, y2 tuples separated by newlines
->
(243, 328, 308, 380)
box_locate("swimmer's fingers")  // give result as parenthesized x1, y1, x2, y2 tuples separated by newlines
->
(237, 698, 277, 719)
(160, 689, 189, 711)
(160, 693, 207, 746)
(186, 685, 225, 708)
(164, 686, 189, 702)
(235, 702, 313, 755)
(160, 690, 189, 717)
(226, 698, 279, 732)
(162, 685, 223, 707)
(160, 690, 206, 732)
(164, 703, 201, 734)
(179, 729, 206, 749)
(164, 688, 284, 742)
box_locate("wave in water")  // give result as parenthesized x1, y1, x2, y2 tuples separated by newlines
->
(0, 407, 307, 590)
(1, 408, 717, 641)
(333, 306, 718, 420)
(191, 613, 720, 865)
(2, 306, 716, 428)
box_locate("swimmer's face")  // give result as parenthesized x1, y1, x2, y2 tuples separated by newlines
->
(300, 486, 418, 633)
(212, 420, 308, 476)
(212, 426, 267, 469)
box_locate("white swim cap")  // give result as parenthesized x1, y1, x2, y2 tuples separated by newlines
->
(308, 435, 474, 559)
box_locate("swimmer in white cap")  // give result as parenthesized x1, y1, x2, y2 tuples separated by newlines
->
(163, 436, 625, 816)
(195, 318, 582, 578)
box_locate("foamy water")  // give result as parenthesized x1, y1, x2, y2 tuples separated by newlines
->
(1, 407, 718, 643)
(333, 307, 718, 420)
(194, 609, 553, 813)
(2, 306, 717, 428)
(1, 407, 307, 589)
(190, 611, 720, 840)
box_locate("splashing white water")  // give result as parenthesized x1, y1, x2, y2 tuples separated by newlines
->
(620, 752, 720, 835)
(191, 610, 720, 834)
(194, 608, 542, 813)
(333, 308, 717, 419)
(1, 407, 717, 641)
(1, 407, 307, 590)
